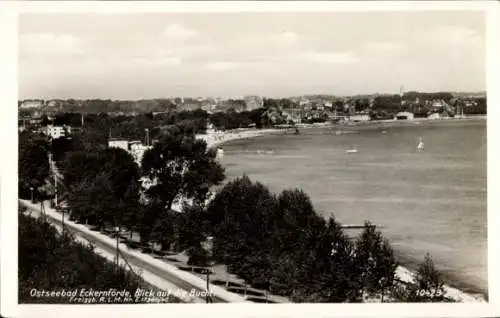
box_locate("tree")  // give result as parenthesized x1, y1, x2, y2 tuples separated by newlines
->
(287, 217, 362, 303)
(413, 253, 445, 301)
(205, 175, 277, 266)
(186, 244, 210, 267)
(18, 132, 50, 199)
(140, 123, 225, 249)
(390, 253, 449, 302)
(177, 204, 209, 251)
(62, 148, 141, 230)
(71, 128, 108, 153)
(142, 125, 224, 210)
(354, 221, 397, 300)
(72, 172, 115, 228)
(18, 212, 182, 304)
(61, 151, 101, 191)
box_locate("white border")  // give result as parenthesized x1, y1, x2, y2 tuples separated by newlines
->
(1, 1, 499, 318)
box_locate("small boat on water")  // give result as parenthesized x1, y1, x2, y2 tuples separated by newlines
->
(217, 147, 224, 157)
(346, 145, 358, 154)
(416, 137, 425, 152)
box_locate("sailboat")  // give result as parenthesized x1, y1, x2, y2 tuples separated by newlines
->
(346, 144, 358, 154)
(417, 137, 425, 152)
(217, 147, 224, 158)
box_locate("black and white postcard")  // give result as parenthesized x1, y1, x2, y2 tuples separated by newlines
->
(1, 1, 499, 318)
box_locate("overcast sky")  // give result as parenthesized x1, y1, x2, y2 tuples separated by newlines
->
(18, 11, 486, 99)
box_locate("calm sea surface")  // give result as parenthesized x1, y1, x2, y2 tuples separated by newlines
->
(219, 119, 487, 294)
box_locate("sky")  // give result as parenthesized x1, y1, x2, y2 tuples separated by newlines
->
(18, 11, 486, 99)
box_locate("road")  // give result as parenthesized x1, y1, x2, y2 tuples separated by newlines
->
(21, 200, 244, 303)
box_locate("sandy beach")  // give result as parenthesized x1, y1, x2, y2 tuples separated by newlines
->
(196, 128, 282, 149)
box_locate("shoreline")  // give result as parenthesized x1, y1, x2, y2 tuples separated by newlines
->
(394, 252, 487, 301)
(202, 118, 487, 303)
(198, 114, 487, 148)
(197, 128, 282, 149)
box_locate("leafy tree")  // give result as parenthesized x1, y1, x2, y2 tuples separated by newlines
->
(18, 212, 182, 303)
(390, 253, 449, 302)
(61, 151, 101, 191)
(67, 173, 113, 228)
(205, 175, 277, 267)
(50, 136, 74, 162)
(354, 221, 397, 299)
(413, 253, 446, 301)
(187, 244, 210, 267)
(142, 125, 224, 210)
(63, 148, 141, 230)
(177, 204, 209, 251)
(18, 132, 50, 199)
(206, 177, 367, 302)
(71, 128, 108, 153)
(140, 124, 225, 249)
(149, 208, 177, 251)
(311, 218, 363, 302)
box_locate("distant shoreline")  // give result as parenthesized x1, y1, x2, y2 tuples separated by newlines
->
(202, 115, 487, 148)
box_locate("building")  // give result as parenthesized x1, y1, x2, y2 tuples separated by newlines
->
(428, 113, 441, 120)
(129, 141, 152, 164)
(177, 101, 202, 112)
(431, 100, 445, 108)
(201, 103, 217, 114)
(108, 138, 152, 165)
(349, 114, 371, 122)
(46, 125, 71, 139)
(281, 110, 302, 124)
(46, 100, 60, 107)
(243, 95, 264, 111)
(108, 139, 129, 151)
(20, 100, 44, 109)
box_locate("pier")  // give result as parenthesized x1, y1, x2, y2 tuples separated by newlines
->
(340, 224, 385, 230)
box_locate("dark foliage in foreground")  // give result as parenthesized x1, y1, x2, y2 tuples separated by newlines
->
(391, 253, 451, 302)
(18, 131, 50, 200)
(18, 212, 181, 304)
(62, 147, 141, 231)
(205, 176, 397, 302)
(140, 124, 225, 250)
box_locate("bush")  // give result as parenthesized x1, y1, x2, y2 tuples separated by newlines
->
(390, 253, 449, 302)
(354, 221, 397, 298)
(18, 213, 180, 303)
(413, 253, 446, 301)
(187, 244, 210, 267)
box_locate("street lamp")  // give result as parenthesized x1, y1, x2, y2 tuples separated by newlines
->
(115, 226, 120, 269)
(29, 187, 34, 202)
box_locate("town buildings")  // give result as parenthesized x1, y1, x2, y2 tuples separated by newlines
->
(46, 125, 71, 139)
(108, 138, 153, 165)
(20, 100, 44, 109)
(243, 95, 264, 112)
(108, 139, 129, 151)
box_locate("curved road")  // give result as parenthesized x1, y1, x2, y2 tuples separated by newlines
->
(22, 201, 234, 303)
